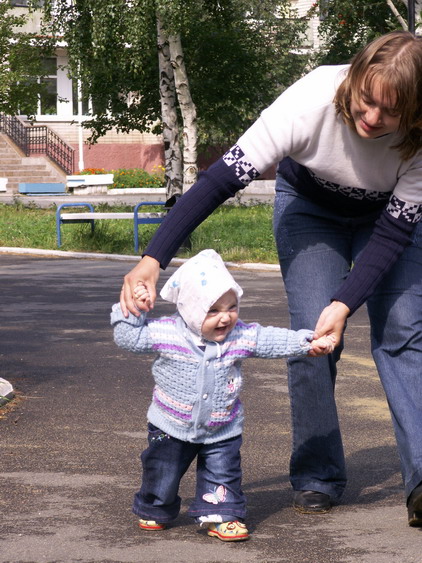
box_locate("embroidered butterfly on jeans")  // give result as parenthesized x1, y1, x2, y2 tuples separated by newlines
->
(203, 485, 227, 504)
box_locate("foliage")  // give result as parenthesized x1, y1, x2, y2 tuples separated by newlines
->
(110, 166, 165, 189)
(41, 0, 308, 150)
(43, 0, 161, 140)
(182, 1, 309, 150)
(0, 1, 53, 116)
(78, 166, 165, 188)
(0, 202, 278, 262)
(308, 0, 408, 65)
(78, 167, 107, 175)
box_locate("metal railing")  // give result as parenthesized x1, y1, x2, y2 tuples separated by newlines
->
(0, 114, 74, 175)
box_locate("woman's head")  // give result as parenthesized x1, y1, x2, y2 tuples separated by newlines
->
(335, 31, 422, 159)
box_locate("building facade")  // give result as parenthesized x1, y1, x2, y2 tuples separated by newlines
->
(5, 1, 322, 176)
(7, 2, 164, 175)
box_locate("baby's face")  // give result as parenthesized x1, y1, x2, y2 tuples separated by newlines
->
(201, 290, 239, 342)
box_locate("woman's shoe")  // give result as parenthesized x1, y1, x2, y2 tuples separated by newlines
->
(207, 521, 249, 542)
(138, 519, 166, 530)
(293, 490, 331, 513)
(407, 483, 422, 527)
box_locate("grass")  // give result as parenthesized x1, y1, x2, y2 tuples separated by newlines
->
(0, 201, 279, 264)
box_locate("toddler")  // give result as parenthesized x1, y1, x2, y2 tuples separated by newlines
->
(111, 249, 334, 542)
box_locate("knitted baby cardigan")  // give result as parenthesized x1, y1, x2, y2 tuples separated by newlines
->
(111, 304, 312, 444)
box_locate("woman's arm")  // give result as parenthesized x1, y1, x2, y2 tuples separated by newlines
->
(313, 210, 414, 342)
(331, 206, 416, 314)
(121, 154, 255, 316)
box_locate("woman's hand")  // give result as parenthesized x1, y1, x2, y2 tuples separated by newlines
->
(120, 256, 160, 316)
(312, 300, 350, 351)
(309, 334, 337, 357)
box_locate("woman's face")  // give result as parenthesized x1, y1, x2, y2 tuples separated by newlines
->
(350, 77, 401, 139)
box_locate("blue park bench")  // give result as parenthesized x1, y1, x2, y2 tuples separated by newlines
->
(56, 201, 166, 253)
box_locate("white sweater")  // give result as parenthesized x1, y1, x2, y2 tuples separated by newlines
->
(237, 65, 421, 211)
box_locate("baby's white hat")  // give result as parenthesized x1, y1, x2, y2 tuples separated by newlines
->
(160, 249, 243, 336)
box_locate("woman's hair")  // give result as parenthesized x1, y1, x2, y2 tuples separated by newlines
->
(335, 31, 422, 160)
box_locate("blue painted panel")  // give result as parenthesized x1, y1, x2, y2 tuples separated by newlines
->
(19, 182, 66, 194)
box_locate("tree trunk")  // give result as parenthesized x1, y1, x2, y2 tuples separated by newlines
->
(387, 0, 409, 28)
(168, 33, 198, 192)
(417, 0, 422, 32)
(156, 17, 183, 200)
(397, 0, 422, 31)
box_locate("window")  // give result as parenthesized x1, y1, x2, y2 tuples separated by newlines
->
(39, 57, 57, 115)
(72, 81, 90, 116)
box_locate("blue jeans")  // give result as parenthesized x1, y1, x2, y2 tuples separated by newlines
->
(133, 424, 246, 522)
(274, 176, 422, 501)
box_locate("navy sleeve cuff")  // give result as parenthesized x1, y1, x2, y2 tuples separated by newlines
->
(144, 157, 248, 268)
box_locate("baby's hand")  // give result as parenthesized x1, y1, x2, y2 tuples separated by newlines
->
(133, 282, 152, 309)
(309, 334, 336, 356)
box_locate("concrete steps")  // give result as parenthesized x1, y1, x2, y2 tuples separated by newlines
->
(0, 134, 66, 194)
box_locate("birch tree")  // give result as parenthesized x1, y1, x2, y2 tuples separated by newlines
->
(156, 1, 198, 192)
(396, 0, 422, 32)
(42, 0, 307, 196)
(166, 32, 197, 191)
(157, 18, 182, 199)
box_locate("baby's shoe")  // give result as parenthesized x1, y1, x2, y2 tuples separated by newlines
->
(138, 519, 166, 530)
(207, 521, 249, 541)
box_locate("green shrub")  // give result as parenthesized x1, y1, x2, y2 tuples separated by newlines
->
(78, 166, 165, 189)
(111, 166, 165, 189)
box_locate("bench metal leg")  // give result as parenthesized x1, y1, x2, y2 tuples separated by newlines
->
(56, 203, 95, 247)
(133, 201, 166, 254)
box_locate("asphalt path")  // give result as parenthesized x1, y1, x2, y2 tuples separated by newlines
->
(1, 252, 421, 563)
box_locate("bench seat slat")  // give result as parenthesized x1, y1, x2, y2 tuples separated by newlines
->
(61, 212, 165, 220)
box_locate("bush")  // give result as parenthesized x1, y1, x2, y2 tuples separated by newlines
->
(111, 166, 165, 189)
(78, 168, 107, 175)
(78, 166, 165, 189)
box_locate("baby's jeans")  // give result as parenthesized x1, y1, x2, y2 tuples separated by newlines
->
(132, 423, 246, 523)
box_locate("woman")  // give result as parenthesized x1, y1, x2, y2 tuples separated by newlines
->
(120, 31, 422, 526)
